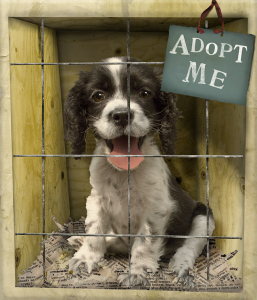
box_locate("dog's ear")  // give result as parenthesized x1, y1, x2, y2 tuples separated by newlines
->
(64, 71, 89, 158)
(153, 68, 181, 155)
(158, 91, 180, 155)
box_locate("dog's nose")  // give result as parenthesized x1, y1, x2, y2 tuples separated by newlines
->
(111, 109, 134, 127)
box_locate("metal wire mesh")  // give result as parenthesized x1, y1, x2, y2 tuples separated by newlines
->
(13, 17, 243, 288)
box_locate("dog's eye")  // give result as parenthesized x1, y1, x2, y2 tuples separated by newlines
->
(139, 90, 151, 99)
(93, 92, 105, 102)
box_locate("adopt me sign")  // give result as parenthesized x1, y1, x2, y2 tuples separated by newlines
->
(161, 4, 255, 105)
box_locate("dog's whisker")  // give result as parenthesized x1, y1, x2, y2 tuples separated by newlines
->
(86, 113, 101, 121)
(145, 102, 173, 118)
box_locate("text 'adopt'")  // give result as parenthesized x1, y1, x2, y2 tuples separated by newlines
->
(169, 34, 248, 90)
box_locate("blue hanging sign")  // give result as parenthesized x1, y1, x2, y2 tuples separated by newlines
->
(161, 1, 255, 105)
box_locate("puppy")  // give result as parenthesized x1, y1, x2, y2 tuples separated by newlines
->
(64, 57, 215, 287)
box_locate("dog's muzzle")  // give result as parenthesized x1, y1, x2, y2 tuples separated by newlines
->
(106, 108, 145, 170)
(110, 108, 134, 128)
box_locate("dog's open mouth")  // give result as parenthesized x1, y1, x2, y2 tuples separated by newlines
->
(107, 136, 145, 170)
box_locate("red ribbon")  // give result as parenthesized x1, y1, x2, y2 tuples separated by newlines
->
(197, 0, 224, 36)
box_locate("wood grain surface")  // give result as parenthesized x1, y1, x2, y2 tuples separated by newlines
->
(9, 18, 70, 283)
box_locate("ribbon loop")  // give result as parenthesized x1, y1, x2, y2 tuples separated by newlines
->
(197, 0, 224, 36)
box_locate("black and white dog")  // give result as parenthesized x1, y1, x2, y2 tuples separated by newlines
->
(64, 57, 215, 287)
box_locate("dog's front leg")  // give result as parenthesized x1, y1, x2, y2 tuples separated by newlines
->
(118, 218, 165, 286)
(68, 192, 109, 275)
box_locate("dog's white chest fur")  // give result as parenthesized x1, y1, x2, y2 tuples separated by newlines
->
(87, 137, 175, 238)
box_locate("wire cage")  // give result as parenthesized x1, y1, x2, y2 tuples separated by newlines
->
(10, 16, 245, 290)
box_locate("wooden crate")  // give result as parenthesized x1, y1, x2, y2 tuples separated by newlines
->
(1, 2, 256, 298)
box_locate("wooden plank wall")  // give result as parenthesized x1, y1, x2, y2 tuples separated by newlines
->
(9, 17, 245, 282)
(200, 19, 247, 275)
(9, 18, 70, 283)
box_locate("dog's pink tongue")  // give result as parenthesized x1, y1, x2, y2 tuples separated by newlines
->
(109, 136, 144, 170)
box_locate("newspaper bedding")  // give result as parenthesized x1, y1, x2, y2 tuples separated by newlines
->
(17, 217, 242, 292)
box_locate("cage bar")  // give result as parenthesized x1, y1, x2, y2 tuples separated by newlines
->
(205, 19, 210, 282)
(206, 98, 210, 280)
(10, 62, 165, 66)
(13, 154, 244, 158)
(126, 17, 132, 289)
(15, 232, 242, 239)
(41, 18, 46, 283)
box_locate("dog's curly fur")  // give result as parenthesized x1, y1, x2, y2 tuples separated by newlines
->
(64, 57, 215, 288)
(64, 58, 180, 156)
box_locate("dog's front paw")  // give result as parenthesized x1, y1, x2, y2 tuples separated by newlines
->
(173, 268, 195, 288)
(68, 248, 101, 275)
(69, 256, 100, 275)
(169, 258, 195, 288)
(118, 273, 150, 286)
